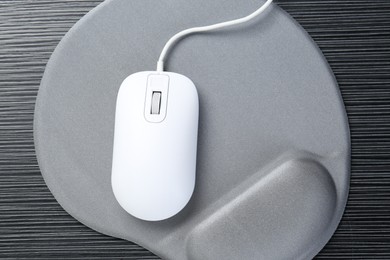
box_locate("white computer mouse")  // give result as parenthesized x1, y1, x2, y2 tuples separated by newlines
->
(111, 71, 199, 221)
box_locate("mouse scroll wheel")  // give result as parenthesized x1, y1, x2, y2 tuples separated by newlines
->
(151, 91, 162, 115)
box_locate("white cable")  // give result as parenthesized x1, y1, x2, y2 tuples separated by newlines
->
(156, 0, 273, 72)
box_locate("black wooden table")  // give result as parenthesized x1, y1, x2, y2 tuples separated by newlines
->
(0, 0, 389, 259)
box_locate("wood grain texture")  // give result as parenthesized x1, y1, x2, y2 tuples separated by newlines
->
(0, 0, 389, 259)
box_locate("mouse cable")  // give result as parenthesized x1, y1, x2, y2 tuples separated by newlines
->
(156, 0, 273, 72)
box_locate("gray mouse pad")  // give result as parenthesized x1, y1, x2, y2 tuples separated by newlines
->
(34, 0, 350, 259)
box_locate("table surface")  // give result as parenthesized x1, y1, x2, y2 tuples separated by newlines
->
(0, 0, 389, 259)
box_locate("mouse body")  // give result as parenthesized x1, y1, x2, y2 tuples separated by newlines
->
(111, 71, 199, 221)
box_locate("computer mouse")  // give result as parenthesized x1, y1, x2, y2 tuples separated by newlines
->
(111, 71, 199, 221)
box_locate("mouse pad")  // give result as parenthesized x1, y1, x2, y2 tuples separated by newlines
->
(34, 0, 350, 259)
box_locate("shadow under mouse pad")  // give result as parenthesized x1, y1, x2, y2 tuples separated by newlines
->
(34, 0, 350, 259)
